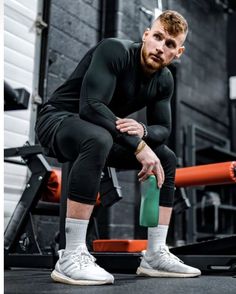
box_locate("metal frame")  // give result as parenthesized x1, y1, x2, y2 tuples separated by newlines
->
(184, 124, 233, 243)
(4, 144, 54, 268)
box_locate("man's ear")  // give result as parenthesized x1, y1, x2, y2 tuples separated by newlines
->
(142, 28, 150, 42)
(175, 46, 185, 59)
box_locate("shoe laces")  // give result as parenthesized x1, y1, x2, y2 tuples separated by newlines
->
(71, 246, 96, 270)
(159, 246, 183, 264)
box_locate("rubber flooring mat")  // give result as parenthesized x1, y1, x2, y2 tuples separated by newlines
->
(4, 269, 236, 294)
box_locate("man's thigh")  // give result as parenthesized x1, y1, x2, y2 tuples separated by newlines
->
(54, 116, 112, 161)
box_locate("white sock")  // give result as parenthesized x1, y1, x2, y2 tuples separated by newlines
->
(65, 218, 89, 251)
(147, 225, 169, 253)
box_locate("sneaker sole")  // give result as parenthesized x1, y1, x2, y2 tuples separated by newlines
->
(136, 266, 201, 278)
(51, 270, 114, 285)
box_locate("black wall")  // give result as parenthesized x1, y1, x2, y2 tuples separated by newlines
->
(45, 0, 101, 98)
(171, 1, 229, 161)
(228, 11, 236, 77)
(228, 11, 236, 150)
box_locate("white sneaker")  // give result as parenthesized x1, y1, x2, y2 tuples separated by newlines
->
(137, 245, 201, 278)
(51, 245, 114, 285)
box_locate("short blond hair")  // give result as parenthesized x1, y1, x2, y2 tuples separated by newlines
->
(154, 10, 188, 37)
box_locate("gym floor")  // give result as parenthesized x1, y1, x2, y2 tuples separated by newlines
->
(4, 269, 236, 294)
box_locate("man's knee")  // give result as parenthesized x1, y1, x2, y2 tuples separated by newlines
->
(154, 145, 177, 168)
(85, 129, 113, 154)
(164, 146, 177, 166)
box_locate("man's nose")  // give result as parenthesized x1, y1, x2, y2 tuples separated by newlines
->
(156, 41, 164, 53)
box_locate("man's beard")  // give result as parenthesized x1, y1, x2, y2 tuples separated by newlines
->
(141, 46, 166, 72)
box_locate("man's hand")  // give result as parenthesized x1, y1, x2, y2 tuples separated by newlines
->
(136, 144, 165, 188)
(116, 118, 144, 138)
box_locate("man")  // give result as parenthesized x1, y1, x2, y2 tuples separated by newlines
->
(35, 10, 201, 285)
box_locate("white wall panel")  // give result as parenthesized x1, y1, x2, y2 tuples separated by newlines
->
(4, 47, 34, 73)
(4, 130, 30, 148)
(4, 0, 39, 229)
(4, 115, 30, 133)
(4, 32, 34, 60)
(4, 15, 35, 44)
(4, 109, 31, 121)
(5, 62, 33, 87)
(5, 0, 36, 26)
(4, 161, 28, 176)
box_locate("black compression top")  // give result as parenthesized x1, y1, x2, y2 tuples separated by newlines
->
(39, 38, 174, 152)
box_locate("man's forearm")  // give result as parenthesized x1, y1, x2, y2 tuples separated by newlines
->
(79, 99, 141, 152)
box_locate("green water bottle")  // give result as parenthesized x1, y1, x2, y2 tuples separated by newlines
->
(139, 174, 160, 227)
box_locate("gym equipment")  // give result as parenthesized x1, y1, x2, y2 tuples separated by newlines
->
(4, 144, 122, 268)
(93, 239, 147, 273)
(92, 236, 236, 273)
(175, 161, 236, 187)
(4, 81, 30, 111)
(4, 82, 58, 268)
(93, 239, 147, 252)
(4, 138, 235, 272)
(41, 169, 62, 203)
(184, 124, 236, 244)
(4, 144, 56, 268)
(173, 187, 191, 213)
(139, 175, 160, 227)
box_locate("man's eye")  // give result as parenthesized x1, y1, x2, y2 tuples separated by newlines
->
(154, 34, 162, 40)
(166, 41, 175, 48)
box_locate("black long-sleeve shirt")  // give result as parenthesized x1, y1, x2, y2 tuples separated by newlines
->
(37, 38, 174, 152)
